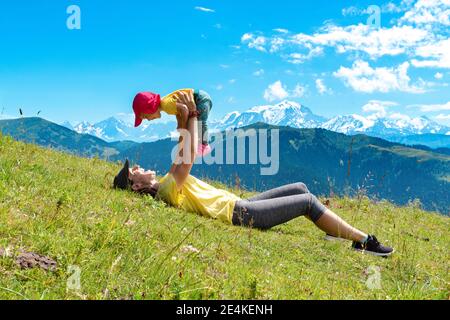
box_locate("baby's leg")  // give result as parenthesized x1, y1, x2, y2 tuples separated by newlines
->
(194, 90, 213, 145)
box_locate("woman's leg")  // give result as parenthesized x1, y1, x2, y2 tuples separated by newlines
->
(314, 210, 367, 243)
(233, 193, 326, 229)
(233, 195, 368, 243)
(247, 183, 310, 202)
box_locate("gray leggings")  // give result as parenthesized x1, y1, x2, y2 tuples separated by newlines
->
(232, 183, 328, 230)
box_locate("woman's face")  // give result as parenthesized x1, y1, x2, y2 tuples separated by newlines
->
(128, 165, 158, 191)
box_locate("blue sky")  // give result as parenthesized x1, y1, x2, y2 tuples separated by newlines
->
(0, 0, 449, 126)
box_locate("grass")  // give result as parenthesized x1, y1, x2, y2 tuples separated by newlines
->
(0, 133, 449, 300)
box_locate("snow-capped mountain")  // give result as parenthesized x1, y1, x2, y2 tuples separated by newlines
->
(213, 100, 327, 131)
(320, 114, 373, 134)
(65, 117, 177, 143)
(73, 121, 105, 138)
(321, 114, 449, 138)
(92, 117, 132, 141)
(213, 100, 450, 140)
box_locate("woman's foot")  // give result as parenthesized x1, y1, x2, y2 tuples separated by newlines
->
(352, 235, 394, 257)
(197, 144, 212, 156)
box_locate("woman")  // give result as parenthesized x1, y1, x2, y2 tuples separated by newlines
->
(114, 91, 393, 257)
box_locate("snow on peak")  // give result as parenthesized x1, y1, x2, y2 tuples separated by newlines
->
(214, 100, 325, 131)
(321, 114, 375, 134)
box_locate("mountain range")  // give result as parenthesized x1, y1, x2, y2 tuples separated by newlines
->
(213, 101, 450, 143)
(63, 100, 450, 149)
(62, 117, 177, 143)
(1, 117, 449, 214)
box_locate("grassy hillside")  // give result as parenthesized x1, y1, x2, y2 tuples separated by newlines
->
(0, 133, 449, 300)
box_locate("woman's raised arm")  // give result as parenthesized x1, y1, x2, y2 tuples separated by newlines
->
(171, 91, 198, 187)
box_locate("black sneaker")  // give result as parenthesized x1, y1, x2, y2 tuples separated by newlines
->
(352, 235, 394, 257)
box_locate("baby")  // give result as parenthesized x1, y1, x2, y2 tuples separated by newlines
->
(133, 89, 212, 156)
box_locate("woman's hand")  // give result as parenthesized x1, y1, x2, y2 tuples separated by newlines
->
(175, 91, 197, 113)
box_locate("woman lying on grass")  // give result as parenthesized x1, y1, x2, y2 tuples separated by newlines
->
(113, 91, 394, 257)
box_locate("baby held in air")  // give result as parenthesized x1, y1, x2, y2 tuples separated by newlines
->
(132, 89, 213, 156)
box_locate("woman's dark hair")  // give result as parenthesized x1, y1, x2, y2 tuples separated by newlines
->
(134, 185, 158, 199)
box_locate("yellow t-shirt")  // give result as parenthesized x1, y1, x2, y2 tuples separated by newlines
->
(160, 89, 194, 115)
(156, 173, 241, 224)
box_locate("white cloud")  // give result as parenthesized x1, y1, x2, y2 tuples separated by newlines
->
(435, 113, 450, 119)
(382, 1, 408, 13)
(334, 60, 428, 93)
(241, 0, 450, 72)
(292, 84, 307, 98)
(435, 72, 444, 79)
(264, 81, 308, 101)
(215, 84, 224, 91)
(220, 64, 230, 69)
(228, 97, 236, 104)
(287, 47, 324, 64)
(195, 6, 215, 13)
(342, 1, 413, 16)
(434, 113, 450, 126)
(253, 69, 265, 77)
(412, 38, 450, 69)
(362, 100, 398, 118)
(273, 28, 289, 34)
(269, 37, 286, 53)
(400, 0, 450, 26)
(229, 79, 236, 84)
(315, 79, 331, 95)
(241, 33, 253, 41)
(263, 81, 289, 102)
(241, 33, 267, 52)
(242, 23, 430, 60)
(434, 114, 450, 125)
(413, 101, 450, 112)
(214, 23, 222, 29)
(297, 24, 429, 59)
(357, 98, 450, 126)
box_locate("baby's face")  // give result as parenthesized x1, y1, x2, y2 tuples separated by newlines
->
(140, 110, 161, 121)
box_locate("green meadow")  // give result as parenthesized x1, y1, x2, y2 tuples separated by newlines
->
(0, 134, 448, 300)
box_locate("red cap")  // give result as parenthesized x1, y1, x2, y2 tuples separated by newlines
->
(132, 92, 161, 127)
